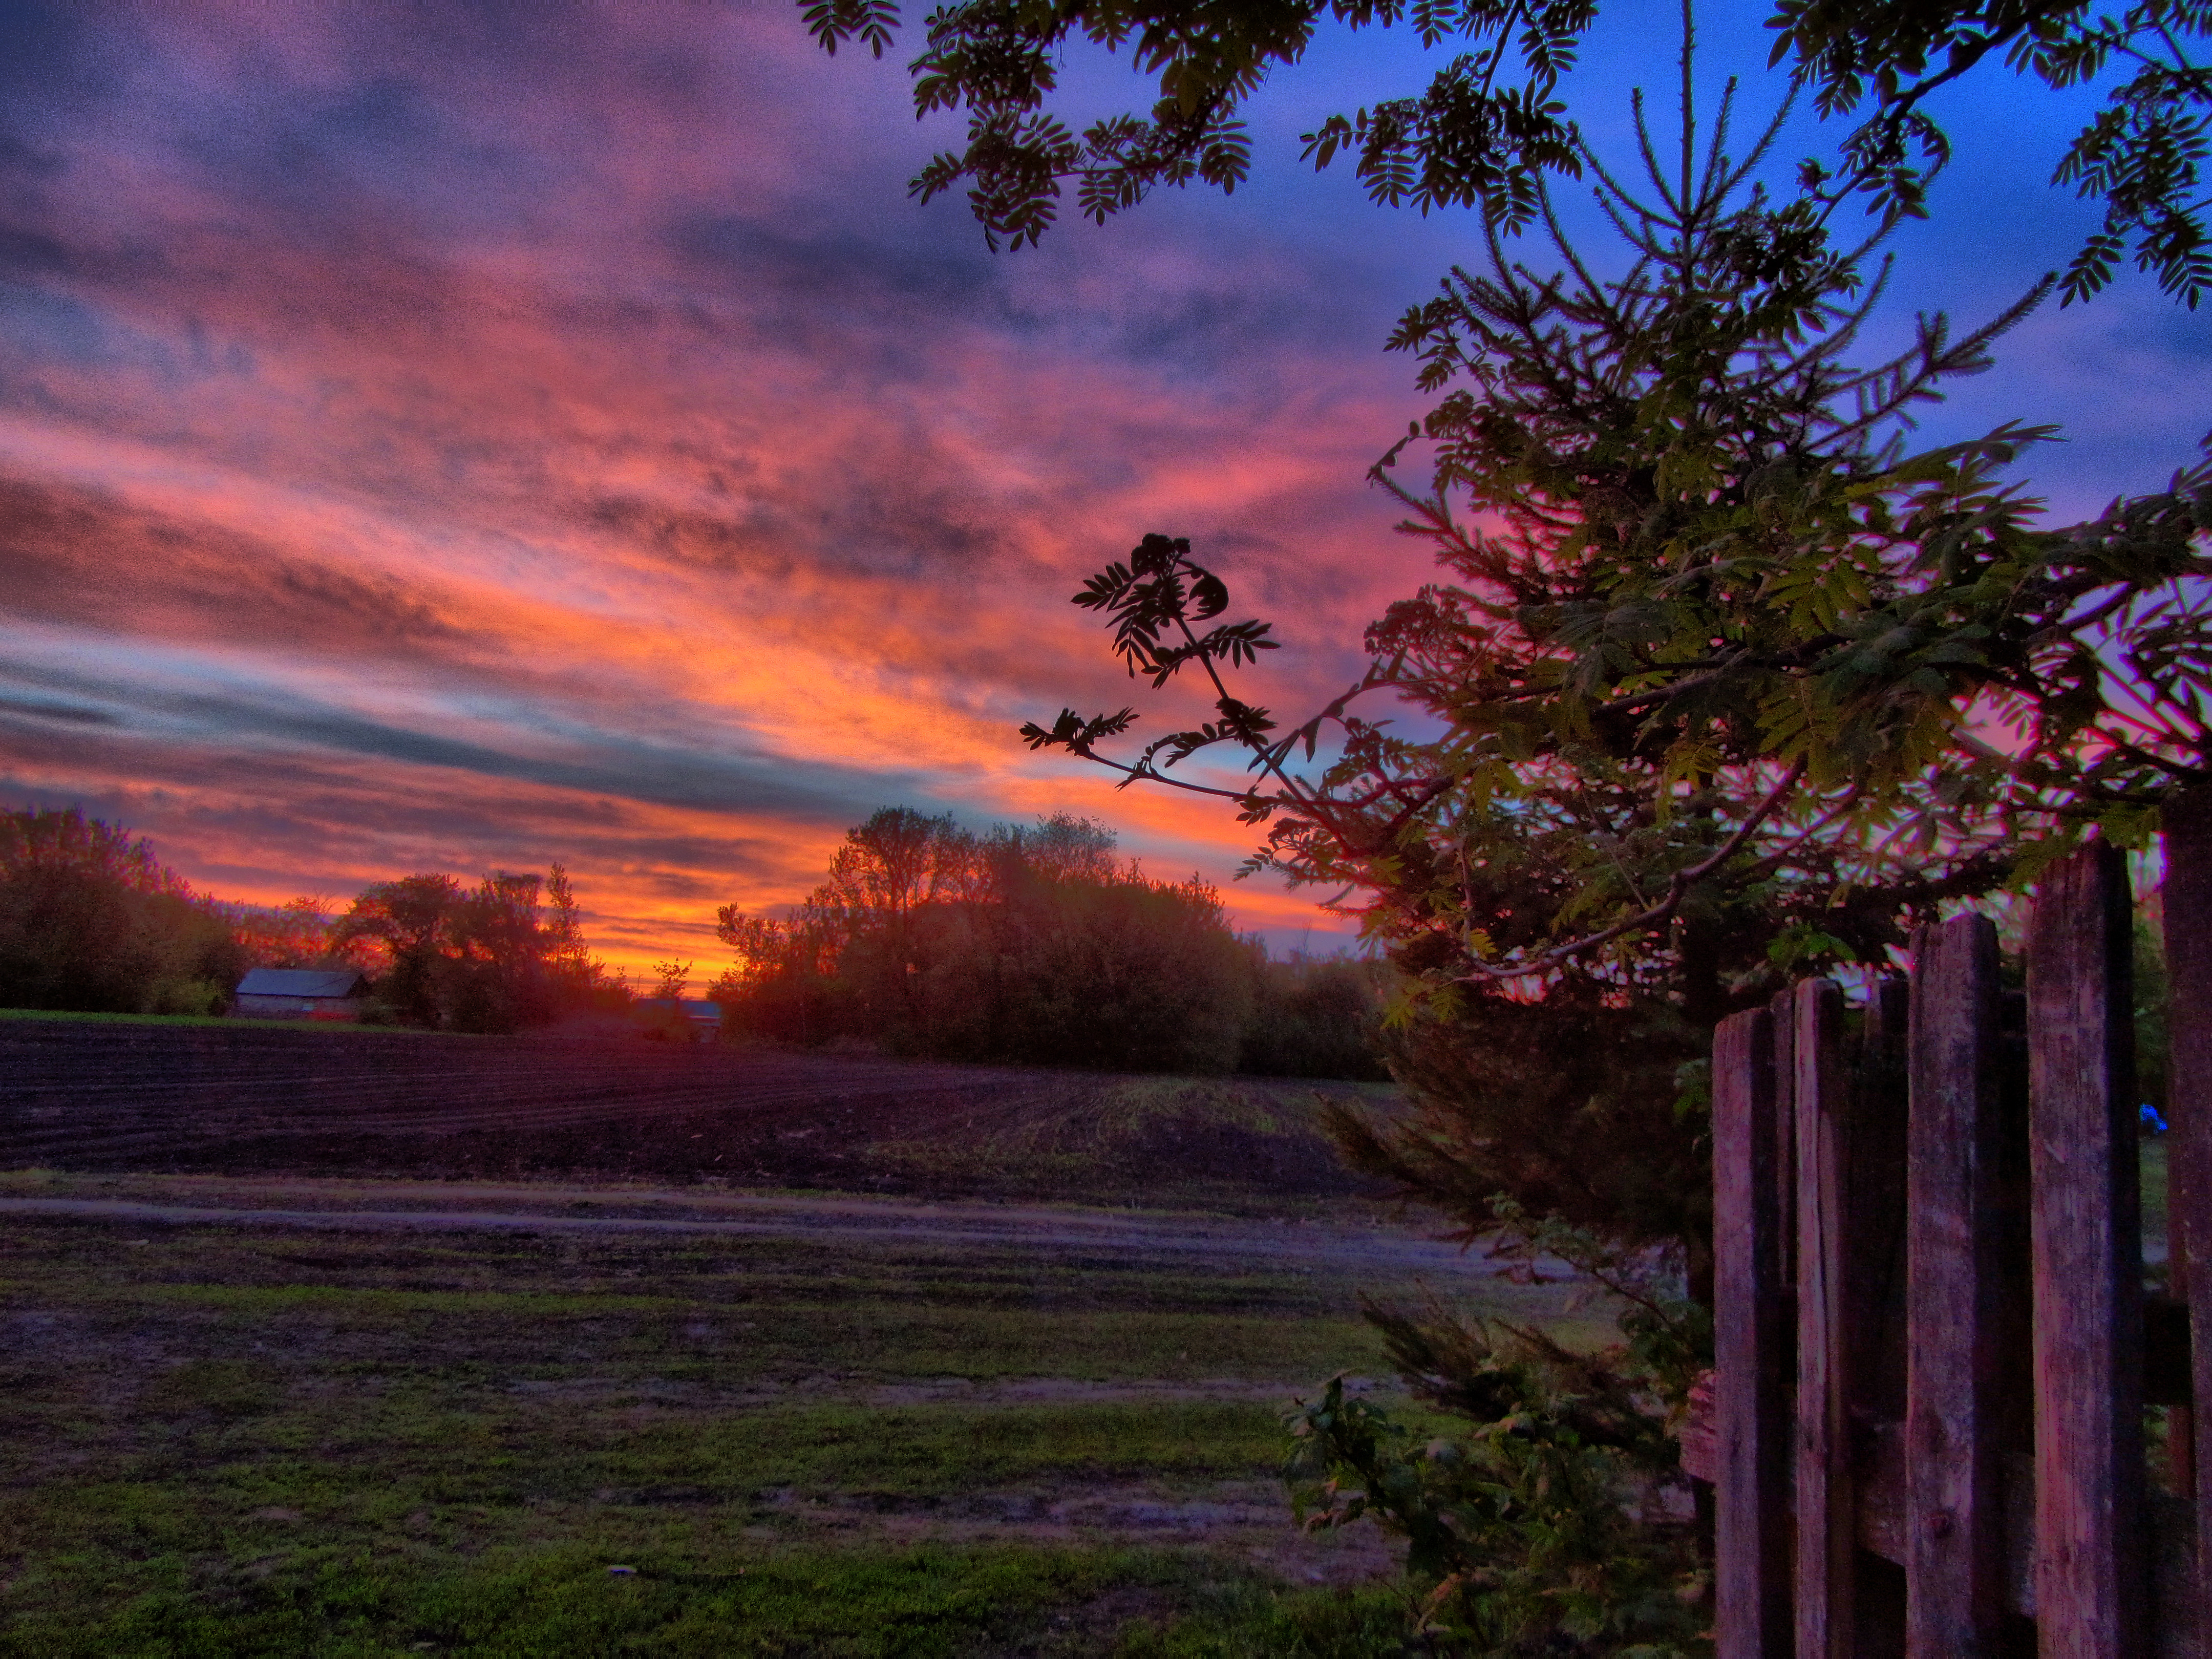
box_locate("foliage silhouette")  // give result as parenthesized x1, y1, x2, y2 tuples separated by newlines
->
(713, 806, 1383, 1076)
(0, 807, 244, 1016)
(1020, 75, 2205, 1650)
(807, 0, 2212, 304)
(333, 866, 621, 1033)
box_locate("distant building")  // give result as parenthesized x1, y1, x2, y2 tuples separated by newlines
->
(233, 967, 371, 1021)
(637, 997, 722, 1036)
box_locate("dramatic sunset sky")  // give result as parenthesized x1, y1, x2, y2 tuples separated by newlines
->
(0, 1, 2202, 978)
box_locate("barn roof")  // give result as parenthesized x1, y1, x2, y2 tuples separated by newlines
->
(236, 967, 369, 998)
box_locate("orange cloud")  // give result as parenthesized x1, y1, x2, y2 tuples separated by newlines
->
(0, 0, 1444, 972)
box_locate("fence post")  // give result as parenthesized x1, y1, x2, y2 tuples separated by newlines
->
(2029, 840, 2147, 1656)
(1795, 979, 1853, 1657)
(1906, 913, 2008, 1654)
(1716, 1004, 1794, 1656)
(2162, 785, 2212, 1641)
(1773, 986, 1799, 1315)
(1854, 976, 1912, 1426)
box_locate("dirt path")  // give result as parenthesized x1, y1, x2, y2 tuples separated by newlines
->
(0, 1176, 1491, 1275)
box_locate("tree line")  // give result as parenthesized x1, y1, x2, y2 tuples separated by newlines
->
(0, 803, 1385, 1072)
(711, 806, 1386, 1077)
(0, 806, 624, 1033)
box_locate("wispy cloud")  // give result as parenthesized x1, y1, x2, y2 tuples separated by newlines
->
(0, 0, 1447, 969)
(0, 1, 2196, 974)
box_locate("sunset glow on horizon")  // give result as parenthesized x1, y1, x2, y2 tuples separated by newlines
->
(2, 1, 2202, 981)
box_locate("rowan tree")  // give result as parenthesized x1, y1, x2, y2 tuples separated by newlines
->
(1015, 90, 2203, 1647)
(803, 0, 2211, 304)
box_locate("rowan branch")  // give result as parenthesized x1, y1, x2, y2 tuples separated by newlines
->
(1448, 758, 1810, 982)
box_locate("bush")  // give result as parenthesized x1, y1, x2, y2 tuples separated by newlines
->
(879, 867, 1254, 1073)
(713, 809, 1386, 1076)
(1240, 955, 1390, 1081)
(1286, 1233, 1709, 1658)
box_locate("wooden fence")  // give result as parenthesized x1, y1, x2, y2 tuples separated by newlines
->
(1685, 801, 2212, 1657)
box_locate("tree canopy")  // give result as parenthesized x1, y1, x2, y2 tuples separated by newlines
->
(804, 0, 2211, 303)
(712, 805, 1385, 1074)
(331, 865, 613, 1033)
(1021, 81, 2209, 1289)
(1029, 87, 2208, 1001)
(0, 807, 244, 1015)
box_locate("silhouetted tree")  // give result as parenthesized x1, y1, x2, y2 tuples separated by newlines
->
(1026, 81, 2208, 1287)
(218, 896, 374, 972)
(334, 867, 618, 1032)
(715, 809, 1268, 1072)
(0, 807, 244, 1014)
(808, 0, 2212, 306)
(1007, 71, 2208, 1649)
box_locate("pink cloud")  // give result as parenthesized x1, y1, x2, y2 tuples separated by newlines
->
(0, 1, 1431, 966)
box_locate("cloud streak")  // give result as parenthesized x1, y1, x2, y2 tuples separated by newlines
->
(0, 0, 2198, 976)
(0, 0, 1450, 971)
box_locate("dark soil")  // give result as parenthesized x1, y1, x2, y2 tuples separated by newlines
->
(0, 1018, 1382, 1203)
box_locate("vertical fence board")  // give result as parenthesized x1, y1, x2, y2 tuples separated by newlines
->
(1854, 978, 1914, 1657)
(1907, 914, 2007, 1655)
(1773, 987, 1800, 1313)
(2166, 784, 2212, 1636)
(1716, 1006, 1794, 1657)
(1856, 977, 1913, 1425)
(2029, 840, 2147, 1657)
(1795, 979, 1854, 1658)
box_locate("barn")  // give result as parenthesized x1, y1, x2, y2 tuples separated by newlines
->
(233, 967, 371, 1020)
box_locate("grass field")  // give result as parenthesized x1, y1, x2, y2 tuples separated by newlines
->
(0, 1155, 1594, 1655)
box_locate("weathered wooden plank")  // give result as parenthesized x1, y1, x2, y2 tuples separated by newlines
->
(1679, 1299, 2192, 1490)
(1676, 1401, 2205, 1653)
(1715, 1005, 1793, 1657)
(1853, 976, 1915, 1658)
(1772, 986, 1799, 1310)
(2167, 783, 2212, 1633)
(1854, 976, 1913, 1424)
(2029, 840, 2148, 1657)
(1906, 913, 2007, 1655)
(1795, 979, 1853, 1659)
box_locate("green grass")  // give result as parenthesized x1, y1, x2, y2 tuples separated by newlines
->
(4, 1537, 1423, 1658)
(1115, 1580, 1418, 1657)
(2, 1538, 1206, 1658)
(0, 1198, 1572, 1652)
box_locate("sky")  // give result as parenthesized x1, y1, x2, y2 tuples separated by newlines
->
(0, 0, 2202, 981)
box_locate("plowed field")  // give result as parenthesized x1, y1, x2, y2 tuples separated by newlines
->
(0, 1017, 1384, 1206)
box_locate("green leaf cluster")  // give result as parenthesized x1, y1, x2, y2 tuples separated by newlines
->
(807, 0, 2212, 302)
(1028, 86, 2208, 1013)
(1286, 1338, 1704, 1655)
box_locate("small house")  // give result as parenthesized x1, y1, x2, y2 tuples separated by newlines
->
(233, 967, 371, 1021)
